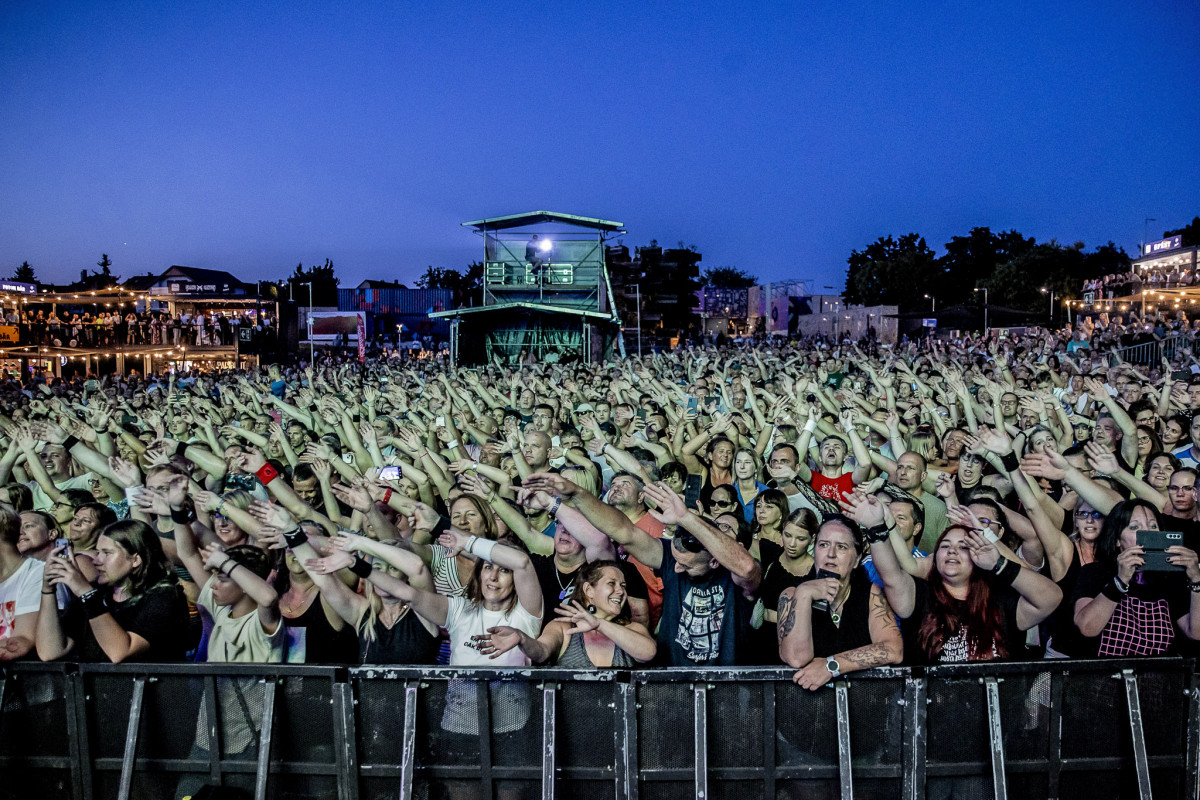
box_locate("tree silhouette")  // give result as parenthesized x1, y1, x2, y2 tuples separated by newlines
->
(96, 253, 112, 275)
(699, 266, 757, 288)
(11, 261, 36, 283)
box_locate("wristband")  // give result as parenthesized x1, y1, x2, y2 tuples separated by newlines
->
(170, 504, 196, 525)
(864, 522, 891, 544)
(42, 588, 57, 595)
(1101, 576, 1129, 602)
(803, 419, 818, 433)
(174, 441, 188, 457)
(382, 488, 393, 504)
(80, 589, 109, 619)
(348, 555, 374, 579)
(468, 536, 497, 562)
(549, 497, 563, 519)
(1187, 580, 1200, 594)
(985, 557, 1019, 587)
(254, 462, 280, 486)
(62, 435, 80, 452)
(431, 515, 452, 537)
(446, 439, 460, 449)
(281, 527, 307, 549)
(999, 452, 1020, 472)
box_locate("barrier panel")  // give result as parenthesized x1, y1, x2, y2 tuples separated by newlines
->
(2, 659, 1197, 800)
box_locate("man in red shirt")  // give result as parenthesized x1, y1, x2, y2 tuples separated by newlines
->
(792, 410, 872, 502)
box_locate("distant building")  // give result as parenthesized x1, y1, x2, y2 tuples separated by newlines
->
(608, 242, 702, 344)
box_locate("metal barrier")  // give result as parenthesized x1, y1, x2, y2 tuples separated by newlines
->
(2, 659, 1197, 800)
(1108, 332, 1188, 367)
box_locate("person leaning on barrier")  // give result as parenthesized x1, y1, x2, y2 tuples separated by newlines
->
(477, 559, 657, 667)
(0, 504, 41, 661)
(522, 471, 761, 666)
(777, 514, 903, 689)
(843, 491, 1062, 663)
(36, 519, 190, 662)
(1072, 499, 1200, 657)
(289, 527, 440, 666)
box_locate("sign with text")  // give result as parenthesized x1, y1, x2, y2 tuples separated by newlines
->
(922, 318, 937, 328)
(0, 326, 18, 343)
(0, 281, 37, 295)
(1144, 236, 1183, 256)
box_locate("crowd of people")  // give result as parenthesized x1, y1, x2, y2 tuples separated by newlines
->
(4, 307, 1200, 777)
(7, 307, 276, 348)
(1085, 266, 1194, 298)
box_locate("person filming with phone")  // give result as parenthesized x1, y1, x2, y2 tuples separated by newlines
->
(1073, 499, 1200, 657)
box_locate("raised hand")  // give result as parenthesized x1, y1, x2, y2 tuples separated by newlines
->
(642, 481, 689, 526)
(555, 600, 602, 635)
(304, 549, 355, 575)
(248, 499, 297, 531)
(838, 491, 885, 528)
(437, 528, 472, 556)
(472, 626, 522, 659)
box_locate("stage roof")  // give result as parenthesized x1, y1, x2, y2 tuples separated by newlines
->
(461, 211, 625, 233)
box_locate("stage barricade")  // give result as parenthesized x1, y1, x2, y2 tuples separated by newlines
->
(2, 658, 1197, 800)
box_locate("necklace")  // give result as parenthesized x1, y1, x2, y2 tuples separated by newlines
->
(555, 560, 580, 602)
(281, 583, 318, 616)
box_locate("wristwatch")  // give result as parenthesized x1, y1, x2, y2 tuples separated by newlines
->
(826, 657, 842, 678)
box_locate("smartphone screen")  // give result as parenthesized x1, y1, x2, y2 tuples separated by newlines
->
(379, 466, 401, 480)
(684, 474, 703, 510)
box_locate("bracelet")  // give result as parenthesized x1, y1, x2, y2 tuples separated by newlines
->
(348, 555, 374, 579)
(999, 452, 1020, 472)
(42, 588, 57, 595)
(1188, 580, 1200, 594)
(62, 435, 80, 452)
(170, 505, 196, 525)
(549, 497, 563, 518)
(382, 488, 393, 504)
(1101, 576, 1129, 602)
(985, 557, 1020, 587)
(254, 462, 280, 486)
(281, 527, 307, 549)
(864, 522, 891, 544)
(218, 558, 234, 575)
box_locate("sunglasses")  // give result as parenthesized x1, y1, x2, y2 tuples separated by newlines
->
(1073, 510, 1104, 520)
(671, 531, 707, 554)
(710, 498, 735, 508)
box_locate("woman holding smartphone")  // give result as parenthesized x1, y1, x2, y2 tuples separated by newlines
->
(1073, 499, 1200, 657)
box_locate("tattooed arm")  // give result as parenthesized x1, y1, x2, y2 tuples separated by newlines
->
(791, 584, 904, 690)
(777, 585, 814, 668)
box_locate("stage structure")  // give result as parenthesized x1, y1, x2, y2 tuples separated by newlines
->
(430, 211, 624, 365)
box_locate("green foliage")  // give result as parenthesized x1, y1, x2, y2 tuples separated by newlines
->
(1164, 217, 1200, 248)
(415, 262, 484, 296)
(11, 260, 36, 283)
(699, 266, 757, 288)
(845, 227, 1132, 316)
(289, 258, 339, 306)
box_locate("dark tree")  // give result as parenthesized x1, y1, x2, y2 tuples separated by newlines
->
(699, 266, 757, 288)
(1164, 217, 1200, 248)
(96, 253, 112, 275)
(11, 261, 36, 283)
(288, 258, 339, 306)
(844, 233, 939, 309)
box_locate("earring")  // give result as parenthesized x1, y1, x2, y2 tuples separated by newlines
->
(587, 604, 597, 614)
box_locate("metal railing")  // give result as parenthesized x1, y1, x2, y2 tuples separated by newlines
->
(2, 658, 1196, 800)
(1108, 332, 1189, 367)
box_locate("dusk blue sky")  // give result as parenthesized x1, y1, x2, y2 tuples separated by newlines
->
(2, 1, 1197, 291)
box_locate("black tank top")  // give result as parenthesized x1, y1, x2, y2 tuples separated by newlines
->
(359, 608, 440, 665)
(287, 596, 359, 665)
(798, 567, 875, 658)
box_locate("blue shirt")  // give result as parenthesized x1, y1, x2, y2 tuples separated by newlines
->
(862, 546, 926, 587)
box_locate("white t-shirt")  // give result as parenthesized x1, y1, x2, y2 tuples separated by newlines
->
(0, 558, 44, 641)
(27, 473, 96, 512)
(444, 594, 541, 667)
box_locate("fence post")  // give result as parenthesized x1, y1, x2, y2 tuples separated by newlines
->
(614, 680, 638, 800)
(762, 681, 776, 800)
(64, 669, 93, 800)
(541, 683, 557, 800)
(332, 676, 359, 800)
(1186, 671, 1200, 800)
(693, 683, 708, 800)
(1123, 670, 1154, 800)
(116, 675, 146, 800)
(983, 677, 1008, 800)
(901, 675, 926, 800)
(398, 680, 418, 800)
(253, 678, 277, 800)
(835, 681, 853, 800)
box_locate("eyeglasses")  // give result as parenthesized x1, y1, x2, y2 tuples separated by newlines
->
(977, 517, 1001, 528)
(1074, 510, 1104, 520)
(715, 521, 737, 534)
(671, 532, 707, 554)
(710, 498, 735, 508)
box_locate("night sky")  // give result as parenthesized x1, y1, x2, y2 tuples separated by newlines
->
(2, 1, 1197, 291)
